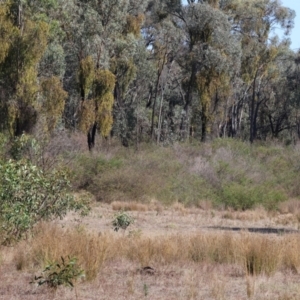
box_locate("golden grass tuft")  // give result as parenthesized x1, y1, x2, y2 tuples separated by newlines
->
(197, 200, 213, 210)
(278, 199, 300, 215)
(246, 275, 255, 299)
(222, 206, 268, 222)
(15, 223, 109, 280)
(111, 201, 148, 211)
(172, 201, 186, 215)
(281, 234, 300, 274)
(240, 233, 282, 276)
(12, 222, 300, 282)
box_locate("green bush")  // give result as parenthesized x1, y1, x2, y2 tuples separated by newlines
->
(112, 211, 134, 232)
(32, 256, 84, 289)
(0, 159, 89, 244)
(219, 182, 286, 210)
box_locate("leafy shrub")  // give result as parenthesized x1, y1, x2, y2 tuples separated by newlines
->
(73, 154, 122, 192)
(0, 159, 89, 244)
(32, 256, 84, 289)
(219, 182, 286, 210)
(9, 134, 38, 161)
(0, 133, 8, 159)
(112, 212, 134, 232)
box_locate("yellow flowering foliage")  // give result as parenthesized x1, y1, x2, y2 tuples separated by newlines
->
(0, 4, 15, 64)
(97, 93, 114, 137)
(79, 100, 96, 133)
(78, 56, 95, 100)
(94, 70, 115, 137)
(41, 76, 68, 132)
(123, 14, 144, 37)
(94, 69, 115, 98)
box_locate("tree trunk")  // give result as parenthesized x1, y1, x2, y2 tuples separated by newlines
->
(250, 75, 257, 143)
(87, 122, 97, 151)
(180, 63, 196, 140)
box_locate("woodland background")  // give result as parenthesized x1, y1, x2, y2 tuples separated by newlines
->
(3, 3, 300, 298)
(0, 0, 299, 148)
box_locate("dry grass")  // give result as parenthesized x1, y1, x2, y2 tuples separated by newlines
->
(2, 205, 300, 299)
(13, 224, 300, 278)
(278, 199, 300, 215)
(15, 223, 108, 281)
(196, 199, 214, 210)
(111, 201, 148, 212)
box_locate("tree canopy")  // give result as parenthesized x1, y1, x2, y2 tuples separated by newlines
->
(0, 0, 299, 147)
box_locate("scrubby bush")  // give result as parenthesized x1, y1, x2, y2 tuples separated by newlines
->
(32, 256, 84, 289)
(112, 211, 134, 232)
(68, 139, 300, 210)
(0, 159, 89, 244)
(219, 182, 286, 210)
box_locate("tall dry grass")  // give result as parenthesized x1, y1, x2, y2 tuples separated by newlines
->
(15, 223, 108, 280)
(12, 223, 300, 280)
(111, 201, 148, 211)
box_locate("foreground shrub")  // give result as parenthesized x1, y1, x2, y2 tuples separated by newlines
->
(0, 159, 89, 244)
(32, 256, 84, 289)
(16, 223, 108, 281)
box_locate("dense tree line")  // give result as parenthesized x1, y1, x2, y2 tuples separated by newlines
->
(0, 0, 299, 148)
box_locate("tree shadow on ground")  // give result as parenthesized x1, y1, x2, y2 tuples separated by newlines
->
(205, 226, 299, 234)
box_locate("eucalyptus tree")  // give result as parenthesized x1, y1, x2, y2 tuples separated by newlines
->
(174, 1, 240, 141)
(55, 0, 149, 149)
(0, 1, 48, 136)
(222, 0, 295, 142)
(264, 47, 300, 140)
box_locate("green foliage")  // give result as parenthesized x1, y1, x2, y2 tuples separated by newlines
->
(9, 133, 40, 161)
(74, 154, 122, 191)
(71, 139, 300, 211)
(219, 182, 285, 211)
(112, 211, 134, 232)
(0, 3, 15, 64)
(94, 69, 116, 137)
(0, 158, 89, 244)
(32, 256, 84, 289)
(41, 76, 68, 133)
(0, 133, 8, 159)
(78, 56, 95, 100)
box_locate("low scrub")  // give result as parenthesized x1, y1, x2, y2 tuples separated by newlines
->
(70, 138, 300, 210)
(0, 159, 89, 245)
(219, 182, 286, 210)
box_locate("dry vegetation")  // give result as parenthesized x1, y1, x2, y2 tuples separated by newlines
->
(2, 137, 300, 299)
(1, 202, 300, 299)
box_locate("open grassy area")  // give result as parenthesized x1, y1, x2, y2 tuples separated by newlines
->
(1, 203, 300, 299)
(1, 137, 300, 299)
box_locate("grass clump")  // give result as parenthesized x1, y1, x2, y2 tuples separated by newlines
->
(111, 201, 148, 211)
(15, 223, 108, 281)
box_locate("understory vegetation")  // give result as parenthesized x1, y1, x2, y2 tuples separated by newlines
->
(72, 137, 299, 211)
(0, 134, 300, 299)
